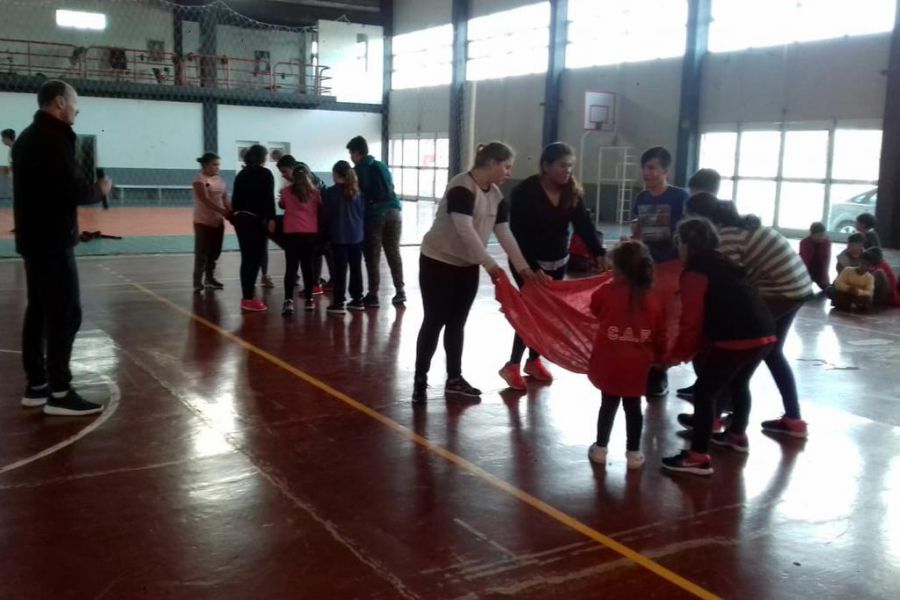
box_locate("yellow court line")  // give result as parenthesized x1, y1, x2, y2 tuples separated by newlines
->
(130, 281, 721, 600)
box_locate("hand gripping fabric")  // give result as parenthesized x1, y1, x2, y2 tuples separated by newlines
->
(495, 261, 683, 374)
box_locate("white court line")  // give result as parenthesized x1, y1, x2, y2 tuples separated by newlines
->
(0, 348, 22, 354)
(0, 361, 121, 475)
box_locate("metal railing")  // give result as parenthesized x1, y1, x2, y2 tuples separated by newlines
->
(0, 37, 332, 96)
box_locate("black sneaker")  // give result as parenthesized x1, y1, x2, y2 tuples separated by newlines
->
(21, 384, 49, 408)
(282, 299, 295, 316)
(392, 292, 407, 305)
(646, 367, 669, 397)
(193, 282, 204, 294)
(43, 389, 104, 416)
(304, 299, 315, 311)
(445, 377, 481, 398)
(205, 276, 224, 290)
(347, 299, 366, 311)
(676, 383, 695, 399)
(327, 303, 346, 314)
(412, 381, 427, 403)
(363, 294, 380, 308)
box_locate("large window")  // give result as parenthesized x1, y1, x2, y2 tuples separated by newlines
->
(388, 135, 450, 200)
(699, 127, 882, 234)
(391, 25, 453, 90)
(566, 0, 687, 68)
(709, 0, 896, 53)
(467, 2, 550, 81)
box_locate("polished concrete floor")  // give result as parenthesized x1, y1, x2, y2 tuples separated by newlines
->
(1, 245, 899, 600)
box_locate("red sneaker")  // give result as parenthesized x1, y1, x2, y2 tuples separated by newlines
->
(761, 416, 808, 438)
(499, 362, 526, 390)
(524, 358, 553, 383)
(241, 298, 268, 312)
(312, 285, 324, 295)
(661, 450, 713, 476)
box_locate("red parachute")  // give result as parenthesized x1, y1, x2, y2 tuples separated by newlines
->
(494, 260, 684, 374)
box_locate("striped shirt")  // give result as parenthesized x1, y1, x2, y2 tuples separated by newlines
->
(717, 225, 812, 300)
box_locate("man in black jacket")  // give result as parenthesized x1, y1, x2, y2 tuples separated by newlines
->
(13, 80, 103, 416)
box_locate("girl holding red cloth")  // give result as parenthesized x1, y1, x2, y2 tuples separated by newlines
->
(587, 241, 666, 470)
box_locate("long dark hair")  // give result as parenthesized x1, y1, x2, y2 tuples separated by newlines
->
(612, 240, 654, 309)
(540, 141, 583, 210)
(290, 165, 314, 202)
(686, 192, 760, 230)
(332, 160, 359, 200)
(243, 144, 267, 168)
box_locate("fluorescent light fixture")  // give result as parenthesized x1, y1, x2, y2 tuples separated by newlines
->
(56, 9, 107, 31)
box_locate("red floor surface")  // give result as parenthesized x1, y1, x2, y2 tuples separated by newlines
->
(1, 248, 899, 599)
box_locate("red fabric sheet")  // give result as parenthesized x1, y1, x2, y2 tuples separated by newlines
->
(495, 260, 684, 374)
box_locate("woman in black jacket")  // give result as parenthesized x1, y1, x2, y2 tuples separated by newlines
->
(231, 144, 276, 312)
(499, 142, 607, 390)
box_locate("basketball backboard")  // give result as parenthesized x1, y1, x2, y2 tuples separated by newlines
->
(584, 91, 616, 131)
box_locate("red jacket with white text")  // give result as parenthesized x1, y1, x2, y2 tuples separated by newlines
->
(588, 278, 667, 397)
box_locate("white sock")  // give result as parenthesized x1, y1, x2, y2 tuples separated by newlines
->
(52, 390, 68, 399)
(29, 384, 48, 390)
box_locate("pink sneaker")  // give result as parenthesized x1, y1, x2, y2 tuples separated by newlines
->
(524, 358, 553, 383)
(241, 298, 268, 312)
(761, 416, 808, 438)
(499, 362, 526, 390)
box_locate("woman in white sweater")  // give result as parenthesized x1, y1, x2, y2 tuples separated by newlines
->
(413, 142, 545, 403)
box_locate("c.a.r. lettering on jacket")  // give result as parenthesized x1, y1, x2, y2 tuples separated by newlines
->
(607, 327, 652, 343)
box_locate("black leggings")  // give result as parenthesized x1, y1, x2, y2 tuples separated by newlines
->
(763, 298, 805, 420)
(414, 255, 480, 383)
(232, 213, 268, 301)
(691, 344, 772, 453)
(509, 264, 566, 364)
(283, 233, 318, 301)
(596, 394, 642, 451)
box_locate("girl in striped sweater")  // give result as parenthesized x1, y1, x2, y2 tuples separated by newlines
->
(685, 193, 812, 439)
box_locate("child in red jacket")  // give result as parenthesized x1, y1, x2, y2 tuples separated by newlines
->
(799, 222, 831, 291)
(662, 218, 776, 476)
(588, 240, 667, 469)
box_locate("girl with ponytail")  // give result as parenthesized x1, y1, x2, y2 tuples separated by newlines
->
(413, 141, 546, 403)
(499, 141, 608, 391)
(321, 160, 366, 313)
(586, 240, 666, 470)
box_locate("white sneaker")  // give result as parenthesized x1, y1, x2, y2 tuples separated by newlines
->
(588, 443, 608, 464)
(625, 450, 645, 469)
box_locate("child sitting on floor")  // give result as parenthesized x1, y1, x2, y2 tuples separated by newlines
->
(828, 250, 877, 311)
(835, 233, 865, 275)
(587, 240, 666, 470)
(799, 222, 831, 291)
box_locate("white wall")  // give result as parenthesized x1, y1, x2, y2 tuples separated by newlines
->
(0, 92, 202, 169)
(389, 86, 449, 135)
(560, 59, 684, 183)
(317, 20, 383, 103)
(471, 0, 545, 19)
(467, 76, 547, 174)
(393, 0, 451, 35)
(217, 104, 382, 172)
(0, 0, 174, 58)
(701, 34, 891, 126)
(215, 25, 304, 82)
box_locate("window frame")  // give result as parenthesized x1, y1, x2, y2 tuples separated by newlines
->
(700, 125, 881, 236)
(388, 133, 450, 201)
(390, 24, 453, 90)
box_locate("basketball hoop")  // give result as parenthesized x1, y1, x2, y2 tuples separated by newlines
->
(584, 90, 616, 133)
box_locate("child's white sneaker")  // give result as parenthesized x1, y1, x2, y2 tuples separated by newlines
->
(625, 450, 645, 469)
(588, 444, 608, 464)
